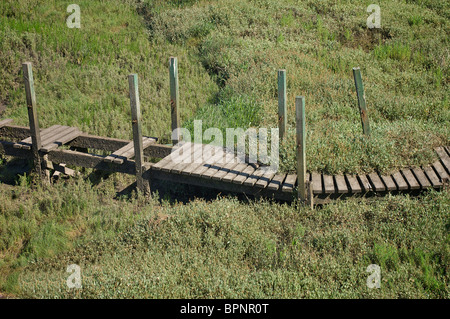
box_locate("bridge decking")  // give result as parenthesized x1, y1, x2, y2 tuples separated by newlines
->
(1, 62, 448, 205)
(0, 121, 448, 204)
(150, 141, 449, 202)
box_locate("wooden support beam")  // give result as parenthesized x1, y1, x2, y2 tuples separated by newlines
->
(0, 119, 13, 128)
(0, 125, 171, 158)
(0, 125, 31, 140)
(0, 140, 32, 158)
(169, 57, 180, 145)
(296, 96, 306, 201)
(47, 149, 137, 174)
(277, 69, 287, 140)
(150, 168, 294, 202)
(128, 74, 149, 195)
(22, 62, 44, 179)
(43, 160, 77, 177)
(352, 67, 371, 136)
(305, 181, 314, 208)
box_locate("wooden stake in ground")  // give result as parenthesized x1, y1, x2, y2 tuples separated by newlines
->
(169, 57, 180, 145)
(22, 62, 44, 179)
(278, 69, 287, 140)
(352, 67, 371, 136)
(296, 96, 306, 202)
(128, 74, 148, 195)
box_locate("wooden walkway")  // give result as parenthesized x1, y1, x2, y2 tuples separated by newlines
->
(150, 141, 449, 203)
(0, 62, 448, 205)
(0, 120, 449, 204)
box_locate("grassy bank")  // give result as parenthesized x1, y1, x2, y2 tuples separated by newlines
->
(1, 178, 448, 298)
(0, 0, 449, 298)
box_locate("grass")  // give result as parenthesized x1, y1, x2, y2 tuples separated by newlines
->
(1, 178, 448, 298)
(144, 0, 449, 174)
(0, 0, 449, 298)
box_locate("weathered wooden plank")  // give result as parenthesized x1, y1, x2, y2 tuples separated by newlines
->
(180, 144, 216, 176)
(412, 167, 431, 189)
(20, 125, 62, 146)
(120, 137, 155, 159)
(323, 174, 335, 194)
(380, 174, 397, 191)
(445, 146, 450, 157)
(13, 141, 30, 150)
(39, 126, 72, 147)
(153, 142, 191, 171)
(230, 162, 257, 184)
(281, 174, 297, 193)
(0, 140, 32, 158)
(41, 128, 82, 152)
(171, 143, 203, 174)
(368, 172, 385, 192)
(201, 150, 236, 179)
(191, 146, 225, 178)
(2, 125, 170, 159)
(150, 169, 294, 202)
(345, 174, 362, 193)
(334, 175, 348, 194)
(34, 125, 66, 144)
(37, 126, 72, 148)
(222, 163, 248, 183)
(105, 142, 134, 162)
(392, 171, 408, 191)
(432, 161, 449, 182)
(211, 158, 241, 181)
(43, 160, 77, 177)
(0, 119, 13, 128)
(47, 149, 138, 174)
(14, 126, 63, 151)
(401, 169, 420, 190)
(423, 166, 442, 188)
(311, 172, 322, 194)
(255, 167, 277, 189)
(243, 166, 268, 187)
(267, 173, 286, 191)
(436, 147, 450, 174)
(160, 142, 193, 172)
(358, 174, 372, 192)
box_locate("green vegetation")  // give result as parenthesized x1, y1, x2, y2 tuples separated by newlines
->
(0, 0, 217, 141)
(1, 178, 449, 298)
(0, 0, 449, 298)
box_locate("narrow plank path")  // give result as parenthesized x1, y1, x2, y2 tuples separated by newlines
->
(150, 142, 449, 200)
(2, 121, 448, 203)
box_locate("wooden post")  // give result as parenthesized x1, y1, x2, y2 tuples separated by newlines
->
(22, 62, 44, 179)
(296, 96, 306, 202)
(277, 69, 287, 140)
(169, 57, 180, 145)
(306, 181, 314, 208)
(128, 74, 148, 195)
(352, 67, 371, 136)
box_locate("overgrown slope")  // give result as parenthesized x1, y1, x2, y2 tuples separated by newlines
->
(145, 0, 449, 174)
(0, 0, 449, 299)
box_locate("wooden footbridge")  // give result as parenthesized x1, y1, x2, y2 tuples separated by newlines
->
(0, 62, 448, 205)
